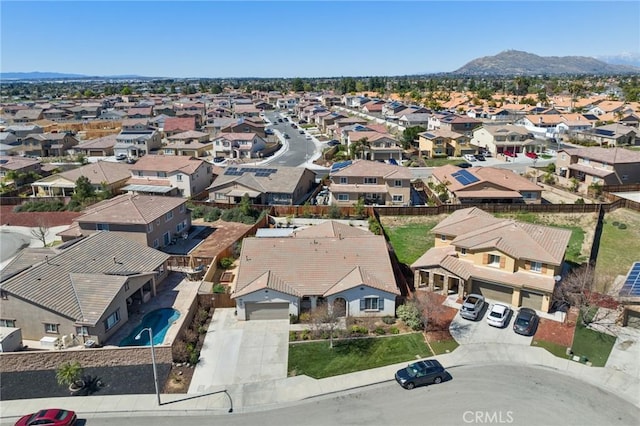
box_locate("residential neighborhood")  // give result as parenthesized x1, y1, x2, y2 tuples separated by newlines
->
(1, 1, 640, 421)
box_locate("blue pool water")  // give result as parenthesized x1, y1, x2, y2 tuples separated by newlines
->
(119, 308, 180, 347)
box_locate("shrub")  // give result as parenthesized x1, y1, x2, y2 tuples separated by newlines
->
(289, 314, 299, 324)
(618, 223, 627, 230)
(212, 283, 227, 293)
(382, 315, 396, 325)
(189, 350, 200, 365)
(328, 204, 342, 219)
(299, 312, 311, 323)
(350, 325, 369, 336)
(219, 257, 235, 269)
(396, 302, 423, 331)
(368, 216, 382, 235)
(172, 340, 190, 363)
(196, 308, 210, 325)
(197, 325, 207, 335)
(612, 221, 620, 227)
(289, 331, 298, 341)
(56, 361, 83, 387)
(301, 329, 311, 340)
(183, 328, 198, 345)
(575, 198, 585, 204)
(389, 326, 400, 335)
(191, 205, 206, 219)
(374, 327, 386, 335)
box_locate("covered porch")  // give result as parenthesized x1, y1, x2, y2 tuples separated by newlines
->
(414, 266, 465, 299)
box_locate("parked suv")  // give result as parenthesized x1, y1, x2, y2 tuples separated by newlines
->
(460, 293, 485, 320)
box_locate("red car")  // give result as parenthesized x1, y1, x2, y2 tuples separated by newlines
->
(15, 409, 77, 426)
(503, 150, 517, 158)
(525, 151, 538, 159)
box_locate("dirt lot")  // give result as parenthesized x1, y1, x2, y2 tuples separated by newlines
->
(533, 308, 578, 348)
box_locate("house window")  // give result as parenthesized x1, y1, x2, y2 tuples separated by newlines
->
(360, 297, 384, 311)
(96, 223, 110, 231)
(76, 326, 89, 336)
(394, 180, 402, 187)
(392, 195, 403, 203)
(440, 234, 446, 241)
(215, 193, 227, 200)
(461, 248, 467, 256)
(339, 177, 347, 184)
(124, 282, 130, 291)
(157, 172, 167, 177)
(44, 323, 59, 334)
(104, 309, 120, 331)
(364, 177, 377, 184)
(153, 239, 159, 248)
(180, 204, 186, 213)
(147, 223, 153, 233)
(165, 211, 173, 221)
(0, 319, 16, 327)
(622, 175, 628, 181)
(0, 290, 7, 300)
(337, 194, 349, 201)
(137, 171, 143, 177)
(176, 174, 182, 181)
(489, 254, 501, 266)
(530, 261, 542, 273)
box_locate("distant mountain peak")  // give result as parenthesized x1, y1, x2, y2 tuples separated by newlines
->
(452, 51, 639, 76)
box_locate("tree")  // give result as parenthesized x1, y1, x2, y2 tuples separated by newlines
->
(56, 361, 83, 389)
(30, 220, 50, 247)
(553, 265, 615, 329)
(292, 78, 304, 92)
(120, 86, 132, 96)
(401, 126, 425, 150)
(73, 175, 95, 201)
(309, 303, 341, 348)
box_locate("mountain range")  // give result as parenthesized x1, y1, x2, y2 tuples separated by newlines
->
(452, 50, 640, 76)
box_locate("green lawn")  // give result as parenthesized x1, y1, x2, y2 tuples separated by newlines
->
(288, 333, 432, 379)
(429, 338, 459, 355)
(570, 311, 616, 367)
(532, 339, 570, 359)
(385, 223, 438, 264)
(595, 212, 640, 285)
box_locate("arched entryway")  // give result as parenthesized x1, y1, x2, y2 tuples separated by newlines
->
(333, 297, 347, 317)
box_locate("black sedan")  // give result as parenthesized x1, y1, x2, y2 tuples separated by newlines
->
(474, 154, 486, 161)
(513, 308, 539, 336)
(395, 359, 446, 389)
(456, 162, 473, 168)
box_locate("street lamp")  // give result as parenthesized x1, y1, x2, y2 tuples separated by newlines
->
(135, 327, 161, 406)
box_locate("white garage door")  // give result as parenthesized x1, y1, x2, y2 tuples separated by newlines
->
(245, 302, 289, 320)
(520, 290, 544, 310)
(471, 280, 513, 304)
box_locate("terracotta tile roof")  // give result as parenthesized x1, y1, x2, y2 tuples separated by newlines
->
(76, 134, 118, 149)
(215, 132, 257, 141)
(561, 147, 640, 164)
(130, 154, 206, 174)
(432, 208, 571, 265)
(163, 116, 196, 132)
(233, 221, 399, 298)
(0, 155, 40, 171)
(74, 193, 186, 225)
(331, 159, 412, 180)
(52, 161, 133, 185)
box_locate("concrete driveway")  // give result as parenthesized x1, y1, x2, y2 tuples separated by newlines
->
(188, 308, 290, 394)
(605, 326, 640, 380)
(449, 305, 534, 346)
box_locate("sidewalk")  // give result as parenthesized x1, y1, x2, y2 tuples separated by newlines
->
(1, 340, 638, 421)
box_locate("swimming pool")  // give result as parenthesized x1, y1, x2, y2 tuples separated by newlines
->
(119, 308, 180, 347)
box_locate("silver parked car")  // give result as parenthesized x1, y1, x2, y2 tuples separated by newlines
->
(460, 293, 485, 320)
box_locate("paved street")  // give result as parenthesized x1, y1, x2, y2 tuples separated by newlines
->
(57, 365, 640, 426)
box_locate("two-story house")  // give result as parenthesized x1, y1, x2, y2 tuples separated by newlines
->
(573, 123, 637, 147)
(220, 118, 266, 139)
(428, 112, 481, 138)
(555, 147, 640, 192)
(57, 193, 191, 249)
(411, 208, 571, 312)
(114, 119, 162, 159)
(163, 116, 197, 137)
(213, 133, 266, 159)
(19, 132, 79, 157)
(123, 155, 213, 198)
(13, 109, 44, 123)
(329, 159, 412, 206)
(418, 128, 472, 158)
(0, 231, 169, 345)
(164, 130, 212, 158)
(345, 131, 403, 162)
(429, 165, 542, 204)
(471, 124, 538, 157)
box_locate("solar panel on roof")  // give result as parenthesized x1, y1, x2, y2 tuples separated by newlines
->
(619, 262, 640, 298)
(451, 169, 479, 186)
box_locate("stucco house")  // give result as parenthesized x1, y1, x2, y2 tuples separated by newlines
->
(0, 232, 169, 345)
(123, 155, 213, 198)
(164, 130, 212, 157)
(19, 132, 79, 157)
(213, 132, 267, 159)
(57, 193, 191, 249)
(114, 119, 162, 159)
(429, 165, 542, 204)
(232, 221, 400, 320)
(329, 159, 412, 206)
(31, 161, 133, 197)
(418, 128, 473, 158)
(73, 134, 118, 157)
(471, 124, 539, 157)
(411, 208, 571, 312)
(555, 147, 640, 192)
(207, 165, 316, 205)
(573, 123, 637, 147)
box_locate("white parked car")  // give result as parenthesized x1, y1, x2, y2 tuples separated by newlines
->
(487, 304, 511, 328)
(463, 154, 477, 162)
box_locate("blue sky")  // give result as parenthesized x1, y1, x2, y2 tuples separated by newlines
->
(2, 1, 639, 78)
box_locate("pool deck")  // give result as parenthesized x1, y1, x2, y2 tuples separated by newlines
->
(103, 272, 200, 348)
